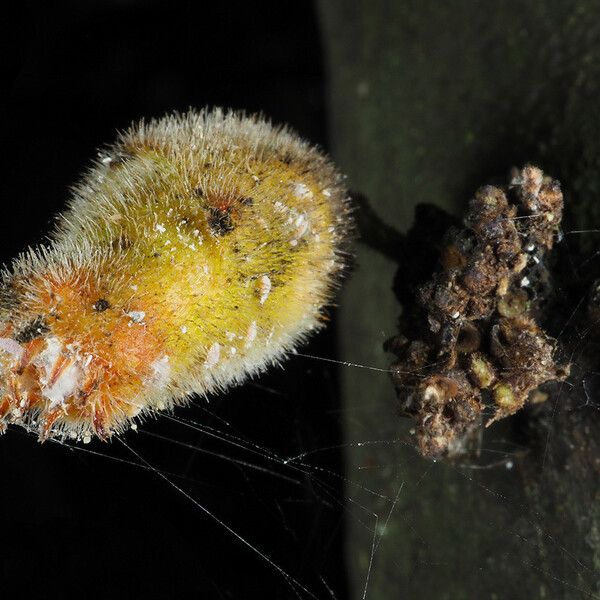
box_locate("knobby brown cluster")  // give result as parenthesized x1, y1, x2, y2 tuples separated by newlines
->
(387, 166, 569, 458)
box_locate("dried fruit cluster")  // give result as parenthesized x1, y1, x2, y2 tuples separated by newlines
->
(387, 166, 569, 458)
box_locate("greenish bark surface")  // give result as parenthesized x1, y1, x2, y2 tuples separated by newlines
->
(318, 2, 600, 598)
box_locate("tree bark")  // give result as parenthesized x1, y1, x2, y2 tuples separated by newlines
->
(318, 2, 600, 598)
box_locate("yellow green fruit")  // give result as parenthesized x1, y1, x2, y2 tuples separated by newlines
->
(0, 109, 352, 441)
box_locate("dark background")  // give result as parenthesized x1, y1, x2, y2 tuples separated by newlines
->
(2, 2, 347, 598)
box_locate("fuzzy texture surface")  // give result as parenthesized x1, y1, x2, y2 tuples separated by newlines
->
(0, 109, 351, 441)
